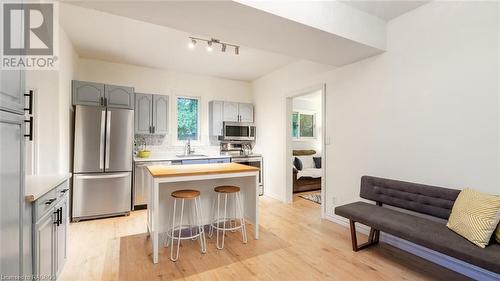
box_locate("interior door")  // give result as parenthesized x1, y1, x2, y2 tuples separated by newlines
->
(223, 101, 239, 122)
(105, 108, 133, 172)
(0, 111, 24, 276)
(73, 106, 105, 173)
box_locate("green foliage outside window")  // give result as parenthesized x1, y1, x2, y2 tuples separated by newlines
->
(177, 97, 199, 140)
(291, 111, 315, 139)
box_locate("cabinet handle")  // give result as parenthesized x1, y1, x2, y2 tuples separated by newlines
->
(24, 116, 33, 141)
(24, 90, 33, 114)
(104, 97, 108, 106)
(45, 198, 56, 205)
(60, 188, 69, 194)
(152, 126, 155, 134)
(53, 209, 60, 226)
(58, 207, 63, 225)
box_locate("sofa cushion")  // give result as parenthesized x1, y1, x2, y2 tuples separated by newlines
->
(446, 188, 500, 248)
(297, 168, 322, 179)
(313, 157, 321, 168)
(335, 201, 500, 274)
(296, 156, 315, 169)
(293, 157, 303, 170)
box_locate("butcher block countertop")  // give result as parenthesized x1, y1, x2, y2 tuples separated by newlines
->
(147, 163, 259, 178)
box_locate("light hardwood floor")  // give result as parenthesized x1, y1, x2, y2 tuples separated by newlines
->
(59, 195, 469, 281)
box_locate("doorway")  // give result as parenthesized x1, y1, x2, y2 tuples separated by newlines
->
(285, 84, 326, 217)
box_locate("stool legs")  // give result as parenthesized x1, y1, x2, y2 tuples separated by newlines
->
(167, 197, 206, 262)
(211, 191, 247, 250)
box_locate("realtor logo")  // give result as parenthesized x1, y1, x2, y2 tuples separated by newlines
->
(2, 2, 58, 69)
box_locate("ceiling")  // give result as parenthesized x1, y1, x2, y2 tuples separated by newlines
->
(342, 1, 430, 21)
(59, 3, 297, 81)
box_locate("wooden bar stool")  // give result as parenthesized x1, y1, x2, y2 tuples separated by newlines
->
(208, 185, 247, 250)
(165, 189, 207, 261)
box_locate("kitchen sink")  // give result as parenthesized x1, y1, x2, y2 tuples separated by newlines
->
(175, 154, 208, 158)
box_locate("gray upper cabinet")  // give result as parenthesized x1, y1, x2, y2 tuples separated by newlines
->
(105, 85, 134, 109)
(209, 101, 224, 137)
(223, 101, 239, 122)
(238, 103, 254, 122)
(153, 95, 169, 134)
(134, 93, 168, 135)
(0, 69, 25, 114)
(73, 81, 134, 109)
(72, 81, 105, 107)
(135, 93, 153, 134)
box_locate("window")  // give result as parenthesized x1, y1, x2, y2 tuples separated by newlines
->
(177, 97, 199, 141)
(292, 111, 315, 139)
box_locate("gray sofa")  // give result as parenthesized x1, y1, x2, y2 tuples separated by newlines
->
(335, 176, 500, 274)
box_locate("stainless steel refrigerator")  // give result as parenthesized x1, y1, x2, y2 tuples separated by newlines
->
(72, 105, 133, 221)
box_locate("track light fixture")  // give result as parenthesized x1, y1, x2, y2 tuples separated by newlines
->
(187, 37, 240, 55)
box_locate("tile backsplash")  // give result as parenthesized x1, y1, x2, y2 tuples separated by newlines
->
(134, 134, 220, 155)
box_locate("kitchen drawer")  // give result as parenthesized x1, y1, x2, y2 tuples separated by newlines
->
(55, 180, 70, 197)
(34, 188, 58, 223)
(209, 158, 230, 164)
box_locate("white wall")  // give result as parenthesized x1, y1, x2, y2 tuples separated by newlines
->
(253, 1, 500, 214)
(292, 91, 322, 153)
(77, 58, 253, 147)
(25, 26, 78, 175)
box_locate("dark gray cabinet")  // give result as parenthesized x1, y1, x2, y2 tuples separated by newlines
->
(72, 81, 134, 109)
(134, 93, 168, 134)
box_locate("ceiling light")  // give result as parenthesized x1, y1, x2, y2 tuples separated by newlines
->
(187, 39, 196, 49)
(235, 46, 239, 55)
(206, 41, 213, 52)
(221, 44, 226, 52)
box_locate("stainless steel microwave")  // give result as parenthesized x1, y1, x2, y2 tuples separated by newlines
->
(222, 122, 256, 141)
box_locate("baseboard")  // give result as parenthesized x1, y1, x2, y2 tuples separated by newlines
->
(323, 213, 371, 235)
(381, 233, 500, 281)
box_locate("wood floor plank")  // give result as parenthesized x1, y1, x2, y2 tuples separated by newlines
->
(58, 195, 471, 281)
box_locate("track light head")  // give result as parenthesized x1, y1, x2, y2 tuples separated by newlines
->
(206, 41, 213, 52)
(235, 46, 239, 55)
(187, 38, 196, 49)
(221, 44, 226, 52)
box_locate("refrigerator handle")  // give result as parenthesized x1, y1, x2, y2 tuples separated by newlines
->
(99, 110, 106, 169)
(105, 110, 111, 169)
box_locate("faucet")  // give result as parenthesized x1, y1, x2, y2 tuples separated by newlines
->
(184, 139, 195, 155)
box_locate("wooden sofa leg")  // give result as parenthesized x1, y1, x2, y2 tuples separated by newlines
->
(349, 220, 379, 252)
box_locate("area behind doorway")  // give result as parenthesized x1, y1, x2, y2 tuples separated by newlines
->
(285, 85, 326, 216)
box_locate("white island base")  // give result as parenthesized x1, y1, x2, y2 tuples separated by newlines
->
(146, 163, 260, 264)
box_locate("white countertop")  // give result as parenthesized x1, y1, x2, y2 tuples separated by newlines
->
(133, 153, 231, 162)
(25, 173, 72, 202)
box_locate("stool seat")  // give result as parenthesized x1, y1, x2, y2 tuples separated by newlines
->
(214, 186, 240, 193)
(171, 189, 200, 199)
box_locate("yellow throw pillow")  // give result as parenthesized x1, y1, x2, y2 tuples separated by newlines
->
(446, 188, 500, 248)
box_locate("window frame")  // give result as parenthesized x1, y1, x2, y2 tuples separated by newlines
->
(175, 95, 201, 144)
(291, 110, 316, 140)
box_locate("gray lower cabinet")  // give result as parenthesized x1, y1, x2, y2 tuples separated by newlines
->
(134, 93, 168, 135)
(33, 183, 69, 280)
(72, 80, 134, 109)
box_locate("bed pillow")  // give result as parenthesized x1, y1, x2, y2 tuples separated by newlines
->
(313, 157, 322, 169)
(446, 188, 500, 248)
(293, 157, 303, 171)
(296, 156, 315, 169)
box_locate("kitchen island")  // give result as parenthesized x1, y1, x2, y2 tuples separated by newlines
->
(146, 162, 260, 264)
